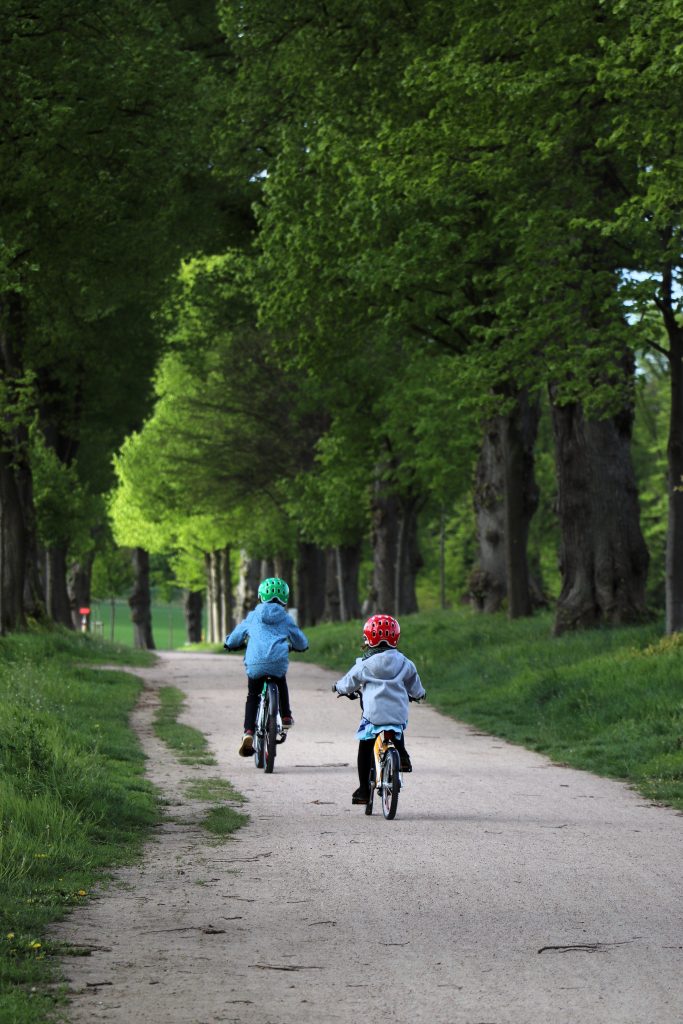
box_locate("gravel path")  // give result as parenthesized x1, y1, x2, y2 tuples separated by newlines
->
(54, 651, 683, 1024)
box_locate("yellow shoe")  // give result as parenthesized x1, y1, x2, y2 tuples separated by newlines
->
(238, 731, 254, 757)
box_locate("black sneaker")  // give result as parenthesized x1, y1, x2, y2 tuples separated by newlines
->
(400, 753, 412, 772)
(352, 787, 370, 805)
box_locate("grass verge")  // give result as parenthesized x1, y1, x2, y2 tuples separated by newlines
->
(0, 627, 157, 1023)
(303, 608, 683, 811)
(184, 777, 249, 837)
(153, 687, 216, 765)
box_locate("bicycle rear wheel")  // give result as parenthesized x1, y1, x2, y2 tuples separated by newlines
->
(264, 684, 278, 774)
(381, 748, 400, 819)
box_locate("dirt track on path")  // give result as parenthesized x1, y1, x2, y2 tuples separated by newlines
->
(54, 651, 683, 1024)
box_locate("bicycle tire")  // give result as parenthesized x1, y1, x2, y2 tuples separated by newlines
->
(253, 695, 266, 769)
(264, 682, 278, 774)
(381, 748, 400, 820)
(365, 767, 375, 815)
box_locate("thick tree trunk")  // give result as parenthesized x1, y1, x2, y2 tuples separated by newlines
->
(371, 471, 422, 616)
(0, 294, 44, 631)
(129, 547, 155, 649)
(551, 391, 649, 634)
(68, 554, 94, 630)
(500, 391, 541, 618)
(296, 542, 326, 627)
(0, 449, 27, 634)
(44, 545, 72, 627)
(470, 393, 540, 617)
(665, 320, 683, 633)
(235, 551, 261, 621)
(184, 589, 203, 643)
(469, 419, 506, 612)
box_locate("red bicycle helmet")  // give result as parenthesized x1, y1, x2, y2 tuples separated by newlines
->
(363, 614, 400, 648)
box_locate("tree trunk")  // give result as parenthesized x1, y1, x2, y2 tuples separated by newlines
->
(550, 391, 649, 634)
(44, 545, 72, 627)
(665, 319, 683, 633)
(371, 470, 422, 616)
(295, 542, 326, 627)
(68, 553, 94, 630)
(0, 293, 45, 632)
(470, 393, 540, 617)
(235, 551, 261, 621)
(340, 543, 361, 620)
(469, 419, 506, 612)
(220, 546, 234, 636)
(184, 589, 203, 643)
(0, 449, 27, 635)
(129, 547, 155, 649)
(500, 390, 540, 618)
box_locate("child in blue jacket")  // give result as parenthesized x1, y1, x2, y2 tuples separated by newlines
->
(224, 577, 309, 756)
(332, 614, 425, 804)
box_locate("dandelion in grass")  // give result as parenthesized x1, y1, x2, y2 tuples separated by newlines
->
(77, 890, 87, 896)
(6, 933, 14, 940)
(30, 942, 41, 950)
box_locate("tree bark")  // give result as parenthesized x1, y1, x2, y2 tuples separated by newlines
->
(68, 553, 94, 630)
(129, 547, 155, 649)
(184, 589, 203, 643)
(663, 305, 683, 633)
(235, 551, 261, 621)
(0, 293, 45, 632)
(470, 393, 540, 617)
(44, 544, 72, 627)
(500, 390, 541, 618)
(550, 390, 649, 634)
(0, 449, 27, 635)
(371, 471, 422, 615)
(295, 542, 326, 627)
(469, 419, 506, 612)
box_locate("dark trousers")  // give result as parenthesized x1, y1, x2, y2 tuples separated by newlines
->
(357, 733, 409, 788)
(244, 675, 291, 732)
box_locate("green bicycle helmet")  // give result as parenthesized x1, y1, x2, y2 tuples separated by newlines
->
(258, 577, 290, 605)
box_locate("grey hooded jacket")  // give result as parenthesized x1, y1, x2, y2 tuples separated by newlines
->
(225, 601, 308, 678)
(334, 648, 425, 726)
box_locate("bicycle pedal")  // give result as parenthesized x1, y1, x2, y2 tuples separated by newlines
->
(276, 731, 287, 743)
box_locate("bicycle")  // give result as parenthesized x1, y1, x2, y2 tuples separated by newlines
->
(253, 676, 287, 774)
(365, 728, 401, 819)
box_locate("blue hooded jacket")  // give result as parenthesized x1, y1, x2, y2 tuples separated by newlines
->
(334, 647, 425, 726)
(225, 601, 308, 679)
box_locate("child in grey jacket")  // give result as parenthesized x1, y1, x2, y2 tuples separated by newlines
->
(332, 614, 425, 805)
(225, 577, 308, 757)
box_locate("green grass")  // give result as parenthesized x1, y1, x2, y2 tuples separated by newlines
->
(0, 627, 158, 1023)
(153, 688, 216, 765)
(184, 777, 246, 804)
(201, 805, 249, 839)
(302, 608, 683, 810)
(182, 777, 249, 838)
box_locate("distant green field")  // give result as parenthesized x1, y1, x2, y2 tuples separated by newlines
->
(88, 599, 192, 650)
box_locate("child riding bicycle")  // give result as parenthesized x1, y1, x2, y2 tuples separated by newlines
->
(224, 576, 309, 757)
(332, 614, 425, 805)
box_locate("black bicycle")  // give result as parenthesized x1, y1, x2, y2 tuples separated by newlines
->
(253, 676, 287, 773)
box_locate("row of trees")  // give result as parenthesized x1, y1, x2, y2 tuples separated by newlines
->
(2, 0, 682, 641)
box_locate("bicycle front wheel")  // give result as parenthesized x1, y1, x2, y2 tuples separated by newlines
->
(381, 748, 400, 819)
(264, 684, 278, 773)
